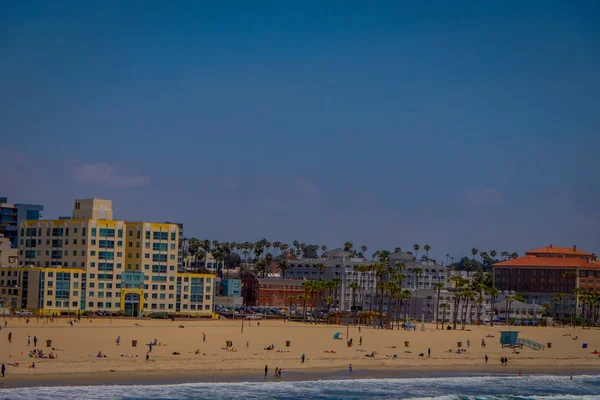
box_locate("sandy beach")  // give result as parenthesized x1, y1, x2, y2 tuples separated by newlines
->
(0, 317, 599, 387)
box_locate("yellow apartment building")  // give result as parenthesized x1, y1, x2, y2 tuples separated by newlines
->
(7, 198, 215, 316)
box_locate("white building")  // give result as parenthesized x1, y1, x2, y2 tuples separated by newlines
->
(286, 249, 376, 311)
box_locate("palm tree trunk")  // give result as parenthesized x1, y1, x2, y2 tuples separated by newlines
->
(435, 290, 441, 330)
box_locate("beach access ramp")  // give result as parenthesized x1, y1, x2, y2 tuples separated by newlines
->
(516, 338, 545, 350)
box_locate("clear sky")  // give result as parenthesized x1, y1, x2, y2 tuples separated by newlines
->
(1, 1, 599, 260)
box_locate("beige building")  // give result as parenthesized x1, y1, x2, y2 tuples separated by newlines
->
(8, 199, 215, 316)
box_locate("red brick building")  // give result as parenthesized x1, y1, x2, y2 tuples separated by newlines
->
(492, 245, 599, 317)
(242, 278, 305, 307)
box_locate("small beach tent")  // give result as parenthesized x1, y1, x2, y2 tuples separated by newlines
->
(333, 332, 343, 339)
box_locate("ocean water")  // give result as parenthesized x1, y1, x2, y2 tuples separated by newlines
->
(1, 374, 599, 400)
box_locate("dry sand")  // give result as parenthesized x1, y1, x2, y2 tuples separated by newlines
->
(0, 316, 599, 386)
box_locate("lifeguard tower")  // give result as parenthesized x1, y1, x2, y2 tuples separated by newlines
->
(499, 330, 544, 350)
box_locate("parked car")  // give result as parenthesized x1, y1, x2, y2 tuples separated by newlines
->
(245, 314, 263, 320)
(14, 310, 32, 316)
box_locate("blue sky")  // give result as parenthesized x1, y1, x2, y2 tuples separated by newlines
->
(1, 1, 599, 260)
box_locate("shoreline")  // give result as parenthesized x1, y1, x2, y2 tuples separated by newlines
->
(1, 365, 599, 389)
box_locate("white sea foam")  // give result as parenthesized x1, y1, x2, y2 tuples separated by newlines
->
(1, 374, 599, 400)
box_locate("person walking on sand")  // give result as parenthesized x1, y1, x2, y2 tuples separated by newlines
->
(428, 348, 431, 358)
(1, 363, 5, 377)
(359, 336, 362, 346)
(485, 354, 488, 363)
(500, 356, 504, 366)
(467, 339, 471, 348)
(116, 335, 121, 346)
(146, 352, 150, 362)
(203, 333, 206, 343)
(8, 331, 12, 343)
(264, 365, 268, 379)
(33, 336, 37, 347)
(301, 353, 305, 364)
(28, 335, 31, 346)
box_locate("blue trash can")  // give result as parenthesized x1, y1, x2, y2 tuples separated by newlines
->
(583, 343, 588, 349)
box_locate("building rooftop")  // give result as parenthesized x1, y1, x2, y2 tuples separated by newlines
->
(525, 245, 592, 257)
(493, 255, 599, 269)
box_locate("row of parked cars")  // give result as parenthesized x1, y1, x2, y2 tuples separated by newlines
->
(214, 305, 287, 319)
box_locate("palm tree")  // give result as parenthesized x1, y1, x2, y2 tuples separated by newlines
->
(401, 289, 412, 323)
(449, 275, 466, 329)
(504, 293, 524, 327)
(434, 282, 444, 329)
(490, 250, 497, 261)
(409, 267, 423, 319)
(461, 289, 475, 329)
(552, 293, 566, 322)
(424, 244, 431, 260)
(254, 260, 269, 278)
(562, 271, 578, 323)
(394, 247, 401, 253)
(413, 244, 420, 260)
(486, 287, 500, 326)
(542, 302, 552, 326)
(440, 303, 450, 327)
(299, 293, 309, 323)
(278, 260, 289, 279)
(360, 245, 367, 258)
(331, 278, 342, 310)
(200, 240, 211, 269)
(344, 242, 353, 252)
(321, 245, 327, 256)
(463, 259, 473, 277)
(287, 295, 297, 318)
(372, 263, 387, 325)
(349, 282, 360, 310)
(471, 248, 479, 260)
(316, 262, 326, 281)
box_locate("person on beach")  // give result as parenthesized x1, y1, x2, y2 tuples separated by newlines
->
(146, 352, 150, 361)
(467, 339, 471, 348)
(33, 336, 37, 347)
(349, 364, 353, 375)
(301, 353, 305, 363)
(500, 357, 505, 365)
(428, 348, 431, 358)
(8, 331, 12, 343)
(1, 363, 5, 377)
(203, 333, 206, 343)
(570, 373, 573, 380)
(246, 341, 249, 349)
(264, 365, 268, 378)
(28, 335, 31, 346)
(505, 357, 508, 365)
(485, 354, 488, 363)
(116, 335, 121, 346)
(359, 336, 362, 346)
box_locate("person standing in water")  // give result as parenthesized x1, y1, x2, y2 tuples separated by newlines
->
(264, 365, 268, 379)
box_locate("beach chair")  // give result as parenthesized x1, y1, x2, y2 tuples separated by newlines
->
(333, 332, 343, 340)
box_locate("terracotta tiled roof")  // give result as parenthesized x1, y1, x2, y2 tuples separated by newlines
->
(525, 246, 592, 256)
(493, 255, 599, 268)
